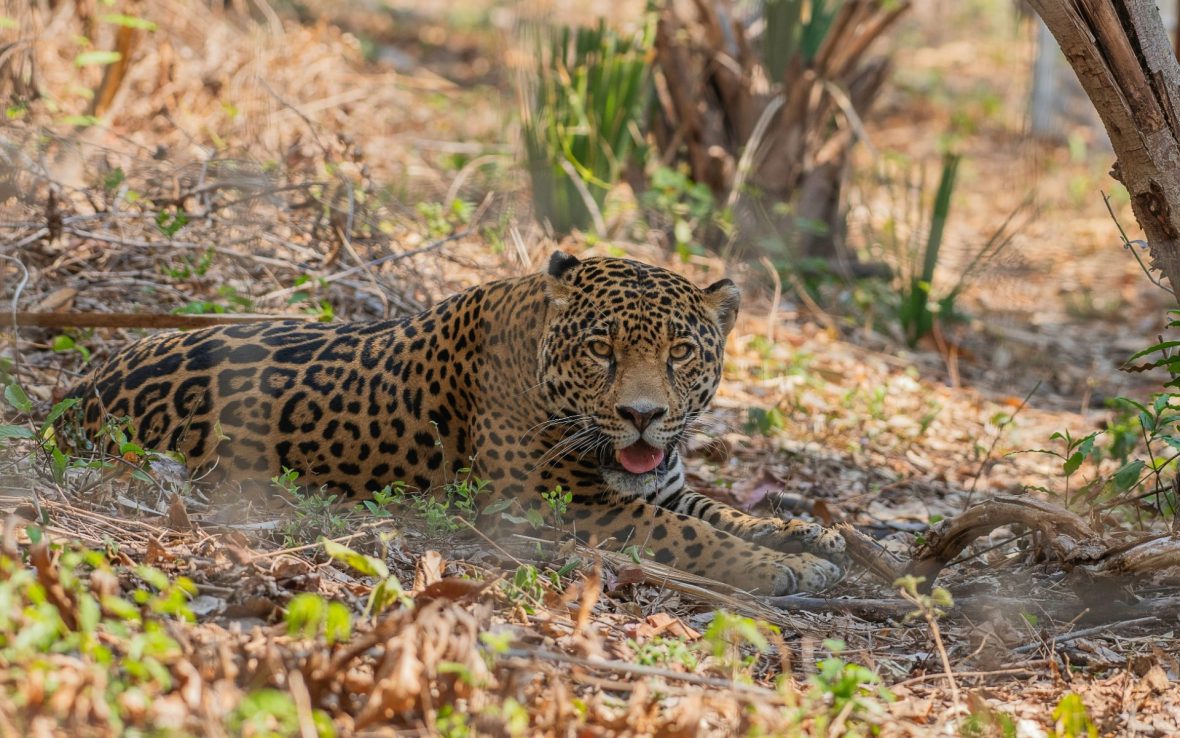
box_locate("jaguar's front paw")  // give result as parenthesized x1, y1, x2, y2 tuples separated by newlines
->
(758, 519, 847, 563)
(768, 552, 845, 595)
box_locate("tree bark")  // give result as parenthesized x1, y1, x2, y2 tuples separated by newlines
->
(1028, 0, 1180, 302)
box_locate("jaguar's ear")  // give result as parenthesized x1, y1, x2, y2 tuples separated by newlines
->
(544, 251, 579, 306)
(547, 251, 580, 278)
(703, 279, 740, 336)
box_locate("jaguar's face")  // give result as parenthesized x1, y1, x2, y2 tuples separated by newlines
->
(537, 253, 739, 478)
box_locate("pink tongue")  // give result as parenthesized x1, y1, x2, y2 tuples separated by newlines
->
(617, 441, 665, 474)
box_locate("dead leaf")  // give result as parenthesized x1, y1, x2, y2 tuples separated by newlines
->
(812, 498, 835, 526)
(609, 565, 646, 590)
(145, 538, 173, 565)
(728, 467, 783, 510)
(166, 495, 192, 531)
(270, 555, 311, 580)
(33, 287, 77, 312)
(413, 550, 444, 592)
(416, 577, 492, 605)
(631, 612, 701, 641)
(1144, 665, 1170, 695)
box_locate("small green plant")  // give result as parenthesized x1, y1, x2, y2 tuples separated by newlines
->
(700, 610, 777, 680)
(895, 575, 957, 707)
(101, 166, 126, 193)
(961, 703, 1018, 737)
(501, 563, 550, 613)
(480, 697, 530, 737)
(1033, 429, 1100, 510)
(361, 481, 405, 518)
(1052, 692, 1097, 738)
(641, 164, 731, 259)
(435, 703, 470, 738)
(162, 247, 214, 280)
(541, 484, 571, 530)
(1100, 397, 1142, 464)
(745, 406, 786, 436)
(620, 543, 653, 564)
(415, 199, 472, 238)
(285, 592, 352, 645)
(274, 469, 349, 545)
(379, 468, 492, 536)
(154, 207, 189, 238)
(896, 151, 959, 346)
(322, 539, 410, 617)
(51, 332, 92, 363)
(173, 284, 254, 315)
(288, 274, 335, 322)
(810, 639, 891, 723)
(230, 688, 335, 738)
(1021, 314, 1180, 525)
(445, 468, 491, 520)
(0, 536, 200, 731)
(628, 635, 699, 671)
(522, 18, 653, 235)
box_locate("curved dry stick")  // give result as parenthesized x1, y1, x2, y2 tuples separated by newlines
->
(907, 496, 1107, 588)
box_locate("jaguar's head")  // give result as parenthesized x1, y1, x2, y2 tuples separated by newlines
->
(537, 252, 740, 479)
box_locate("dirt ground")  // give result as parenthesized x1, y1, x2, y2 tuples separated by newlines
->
(0, 0, 1178, 735)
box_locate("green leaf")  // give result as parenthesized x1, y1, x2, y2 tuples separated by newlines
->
(368, 578, 406, 616)
(322, 539, 389, 579)
(482, 498, 513, 515)
(1127, 340, 1180, 362)
(43, 397, 80, 428)
(4, 383, 32, 413)
(285, 593, 325, 639)
(0, 16, 17, 30)
(0, 424, 34, 440)
(99, 13, 157, 31)
(74, 50, 122, 67)
(135, 566, 170, 591)
(1113, 460, 1146, 491)
(324, 601, 352, 644)
(1063, 451, 1084, 476)
(51, 335, 76, 352)
(60, 114, 101, 127)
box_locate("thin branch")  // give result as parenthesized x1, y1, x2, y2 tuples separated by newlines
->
(962, 381, 1041, 510)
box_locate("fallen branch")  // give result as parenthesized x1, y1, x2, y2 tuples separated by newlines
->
(7, 312, 313, 330)
(908, 495, 1108, 588)
(836, 522, 908, 585)
(1012, 616, 1159, 654)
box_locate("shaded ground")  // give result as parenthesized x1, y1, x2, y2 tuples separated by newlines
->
(1, 1, 1178, 735)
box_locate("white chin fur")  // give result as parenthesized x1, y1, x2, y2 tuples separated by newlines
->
(601, 467, 663, 500)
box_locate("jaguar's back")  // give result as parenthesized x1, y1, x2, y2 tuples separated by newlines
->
(68, 273, 548, 498)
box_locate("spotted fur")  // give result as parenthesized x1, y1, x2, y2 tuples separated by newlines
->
(69, 253, 846, 594)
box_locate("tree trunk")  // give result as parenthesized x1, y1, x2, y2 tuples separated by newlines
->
(1028, 0, 1180, 302)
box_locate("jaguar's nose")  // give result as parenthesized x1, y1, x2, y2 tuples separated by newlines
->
(616, 403, 668, 432)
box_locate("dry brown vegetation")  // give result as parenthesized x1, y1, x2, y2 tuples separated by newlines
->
(1, 1, 1179, 736)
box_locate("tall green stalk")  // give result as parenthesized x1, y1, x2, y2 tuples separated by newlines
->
(522, 19, 653, 235)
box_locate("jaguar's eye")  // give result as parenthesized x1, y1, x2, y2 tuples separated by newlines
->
(587, 339, 613, 359)
(669, 342, 694, 361)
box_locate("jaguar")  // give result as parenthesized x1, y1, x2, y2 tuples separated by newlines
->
(68, 252, 846, 594)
